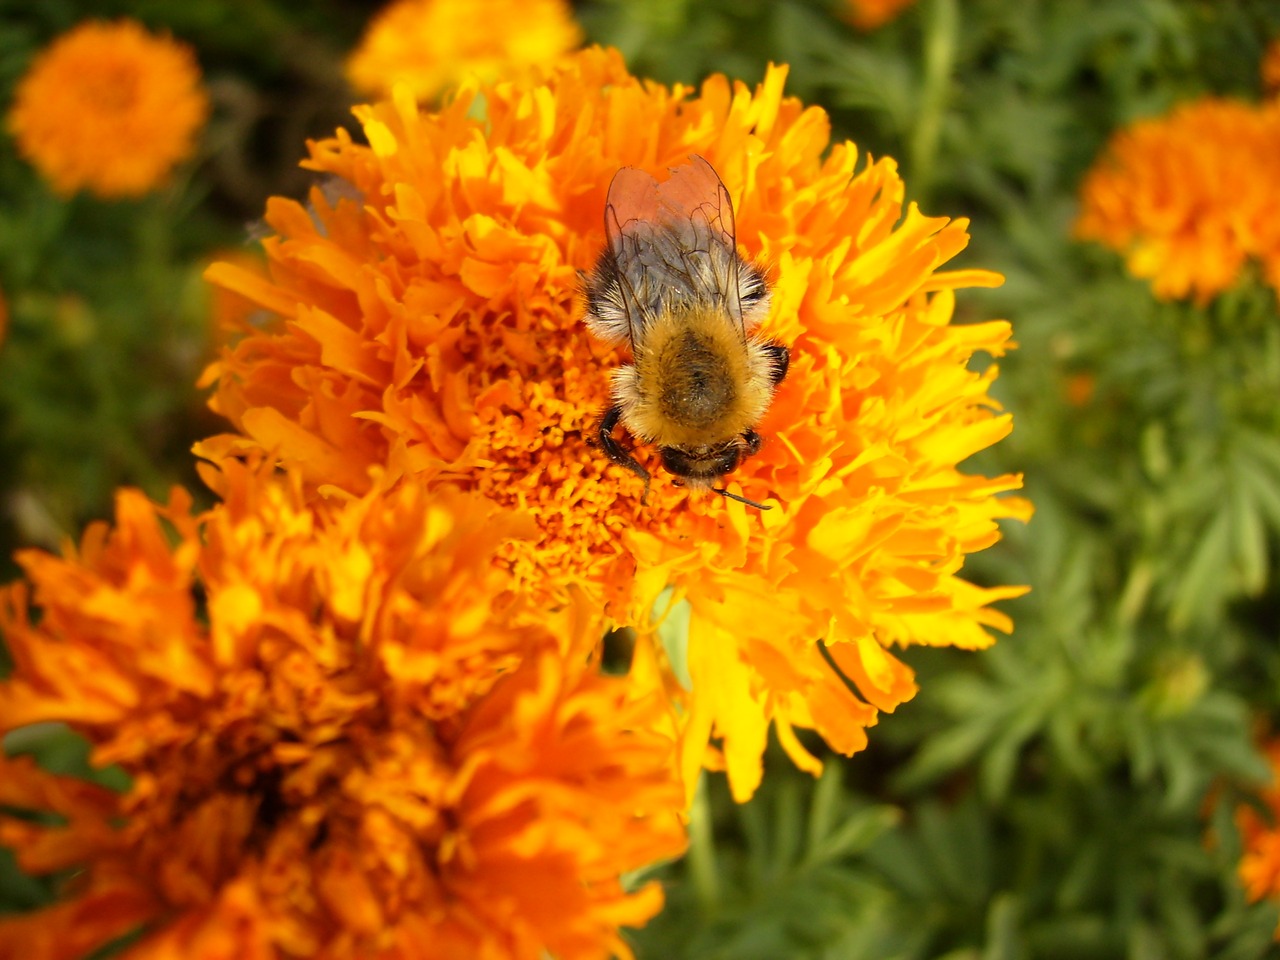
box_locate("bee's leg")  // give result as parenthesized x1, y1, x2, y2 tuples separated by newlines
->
(763, 343, 790, 385)
(598, 406, 652, 503)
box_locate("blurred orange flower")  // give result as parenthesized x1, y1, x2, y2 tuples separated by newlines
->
(0, 462, 685, 959)
(1236, 738, 1280, 927)
(1075, 97, 1280, 304)
(1064, 371, 1096, 409)
(6, 20, 208, 198)
(346, 0, 581, 101)
(843, 0, 918, 31)
(202, 47, 1029, 801)
(1263, 38, 1280, 94)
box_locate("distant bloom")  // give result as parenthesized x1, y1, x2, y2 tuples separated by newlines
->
(202, 47, 1029, 801)
(6, 20, 208, 198)
(843, 0, 918, 30)
(346, 0, 581, 101)
(1075, 97, 1280, 304)
(1263, 39, 1280, 94)
(1236, 738, 1280, 927)
(1064, 371, 1096, 409)
(0, 462, 685, 959)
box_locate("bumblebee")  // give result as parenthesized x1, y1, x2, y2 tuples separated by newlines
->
(583, 156, 790, 509)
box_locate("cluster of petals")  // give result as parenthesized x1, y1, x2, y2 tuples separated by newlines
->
(0, 462, 685, 959)
(1075, 96, 1280, 304)
(345, 0, 581, 102)
(202, 46, 1028, 800)
(6, 19, 208, 198)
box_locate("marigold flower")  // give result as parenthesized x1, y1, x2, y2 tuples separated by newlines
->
(1264, 39, 1280, 94)
(1236, 738, 1280, 927)
(345, 0, 582, 101)
(6, 20, 209, 198)
(201, 47, 1029, 801)
(0, 463, 685, 959)
(842, 0, 918, 30)
(1075, 97, 1280, 304)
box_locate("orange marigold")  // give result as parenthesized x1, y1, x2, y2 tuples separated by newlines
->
(843, 0, 919, 31)
(6, 19, 209, 198)
(1236, 737, 1280, 933)
(345, 0, 582, 101)
(1075, 97, 1280, 304)
(0, 463, 685, 960)
(1263, 38, 1280, 94)
(201, 47, 1029, 801)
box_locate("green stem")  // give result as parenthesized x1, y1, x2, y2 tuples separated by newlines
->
(909, 0, 958, 205)
(688, 774, 720, 915)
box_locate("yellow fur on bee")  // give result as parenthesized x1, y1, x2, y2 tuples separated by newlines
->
(612, 306, 776, 449)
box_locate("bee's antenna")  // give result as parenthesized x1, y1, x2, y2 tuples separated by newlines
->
(713, 487, 772, 511)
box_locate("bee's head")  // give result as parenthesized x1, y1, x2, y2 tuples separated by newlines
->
(661, 442, 772, 510)
(659, 443, 741, 485)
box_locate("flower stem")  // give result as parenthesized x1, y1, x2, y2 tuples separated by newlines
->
(910, 0, 958, 205)
(688, 773, 721, 914)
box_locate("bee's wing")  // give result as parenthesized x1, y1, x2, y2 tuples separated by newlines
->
(604, 156, 750, 344)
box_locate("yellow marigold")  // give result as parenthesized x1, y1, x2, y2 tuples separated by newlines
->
(1236, 738, 1280, 928)
(6, 20, 209, 198)
(201, 47, 1029, 801)
(842, 0, 918, 30)
(0, 462, 685, 959)
(1075, 97, 1280, 304)
(345, 0, 582, 101)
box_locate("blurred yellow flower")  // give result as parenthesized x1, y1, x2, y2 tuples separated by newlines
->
(0, 462, 685, 959)
(1075, 97, 1280, 304)
(843, 0, 918, 30)
(202, 47, 1029, 802)
(6, 20, 208, 198)
(346, 0, 582, 101)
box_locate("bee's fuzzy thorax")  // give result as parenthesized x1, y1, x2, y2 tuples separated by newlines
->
(612, 305, 777, 449)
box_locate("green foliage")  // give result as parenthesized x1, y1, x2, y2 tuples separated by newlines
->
(4, 0, 1280, 956)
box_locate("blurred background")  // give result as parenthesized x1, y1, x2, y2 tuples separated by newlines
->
(3, 1, 1280, 957)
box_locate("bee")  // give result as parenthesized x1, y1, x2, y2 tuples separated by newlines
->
(583, 156, 790, 510)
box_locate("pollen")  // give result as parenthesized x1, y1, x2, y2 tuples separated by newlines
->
(470, 367, 666, 602)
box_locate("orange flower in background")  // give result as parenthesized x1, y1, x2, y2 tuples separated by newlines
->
(1236, 738, 1280, 927)
(202, 47, 1029, 801)
(1075, 97, 1280, 304)
(6, 19, 209, 198)
(346, 0, 582, 101)
(0, 462, 685, 959)
(843, 0, 919, 31)
(1263, 38, 1280, 94)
